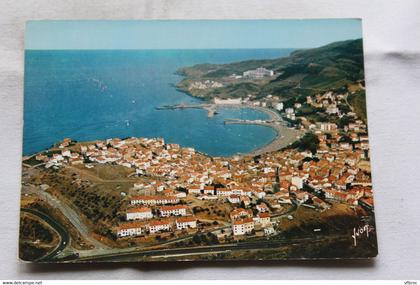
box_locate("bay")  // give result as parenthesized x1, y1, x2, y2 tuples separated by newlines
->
(23, 49, 293, 156)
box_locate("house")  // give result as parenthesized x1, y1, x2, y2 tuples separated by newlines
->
(275, 191, 292, 204)
(188, 185, 201, 195)
(203, 185, 215, 195)
(240, 196, 251, 207)
(324, 189, 349, 202)
(230, 208, 253, 220)
(232, 218, 255, 236)
(126, 207, 153, 220)
(61, 149, 71, 157)
(199, 194, 218, 200)
(159, 205, 188, 217)
(116, 222, 143, 238)
(316, 122, 337, 132)
(228, 194, 241, 204)
(256, 212, 271, 227)
(285, 108, 294, 115)
(312, 197, 330, 211)
(173, 191, 187, 198)
(291, 176, 303, 189)
(148, 220, 172, 234)
(264, 227, 276, 236)
(256, 203, 270, 213)
(275, 103, 284, 111)
(253, 189, 266, 199)
(216, 188, 232, 197)
(176, 216, 197, 230)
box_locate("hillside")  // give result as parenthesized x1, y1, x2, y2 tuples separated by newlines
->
(176, 39, 366, 108)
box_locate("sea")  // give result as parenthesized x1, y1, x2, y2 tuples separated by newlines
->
(23, 49, 294, 157)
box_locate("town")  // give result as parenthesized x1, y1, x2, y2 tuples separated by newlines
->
(27, 85, 373, 252)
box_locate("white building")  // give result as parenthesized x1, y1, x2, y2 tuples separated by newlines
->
(216, 188, 232, 197)
(175, 216, 197, 230)
(148, 220, 172, 234)
(243, 67, 274, 79)
(228, 194, 241, 204)
(126, 207, 153, 221)
(116, 222, 143, 238)
(326, 105, 339, 115)
(285, 107, 294, 115)
(188, 186, 201, 195)
(256, 203, 270, 213)
(232, 218, 255, 236)
(159, 205, 188, 217)
(316, 122, 337, 132)
(130, 195, 179, 206)
(291, 176, 304, 189)
(256, 212, 271, 227)
(203, 186, 215, 195)
(275, 103, 284, 111)
(264, 227, 276, 236)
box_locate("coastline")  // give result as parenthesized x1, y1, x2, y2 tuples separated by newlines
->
(223, 104, 304, 157)
(24, 104, 303, 159)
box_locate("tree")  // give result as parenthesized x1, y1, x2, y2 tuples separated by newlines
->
(192, 234, 202, 244)
(337, 115, 353, 128)
(291, 132, 320, 154)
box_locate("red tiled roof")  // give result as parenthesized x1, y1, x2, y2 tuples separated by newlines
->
(127, 207, 151, 213)
(233, 217, 254, 225)
(117, 221, 143, 230)
(258, 212, 271, 218)
(176, 216, 197, 223)
(160, 205, 187, 211)
(149, 220, 171, 227)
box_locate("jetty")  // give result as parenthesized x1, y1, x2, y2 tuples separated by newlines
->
(156, 102, 303, 156)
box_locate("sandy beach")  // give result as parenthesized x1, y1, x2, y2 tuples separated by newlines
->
(216, 104, 305, 157)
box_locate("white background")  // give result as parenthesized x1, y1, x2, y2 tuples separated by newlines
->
(1, 0, 420, 280)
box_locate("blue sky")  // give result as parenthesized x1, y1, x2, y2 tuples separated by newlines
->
(25, 19, 362, 50)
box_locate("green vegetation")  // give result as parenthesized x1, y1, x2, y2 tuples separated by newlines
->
(337, 115, 355, 128)
(20, 216, 56, 243)
(289, 132, 320, 154)
(177, 39, 365, 101)
(348, 90, 367, 121)
(19, 215, 59, 261)
(19, 242, 49, 261)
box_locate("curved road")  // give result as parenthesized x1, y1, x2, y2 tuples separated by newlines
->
(21, 208, 70, 262)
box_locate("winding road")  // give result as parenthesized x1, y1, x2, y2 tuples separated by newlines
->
(21, 208, 70, 262)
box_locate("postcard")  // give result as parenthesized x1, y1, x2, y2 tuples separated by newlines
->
(20, 19, 377, 262)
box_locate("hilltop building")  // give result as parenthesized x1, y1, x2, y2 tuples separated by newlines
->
(243, 67, 274, 79)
